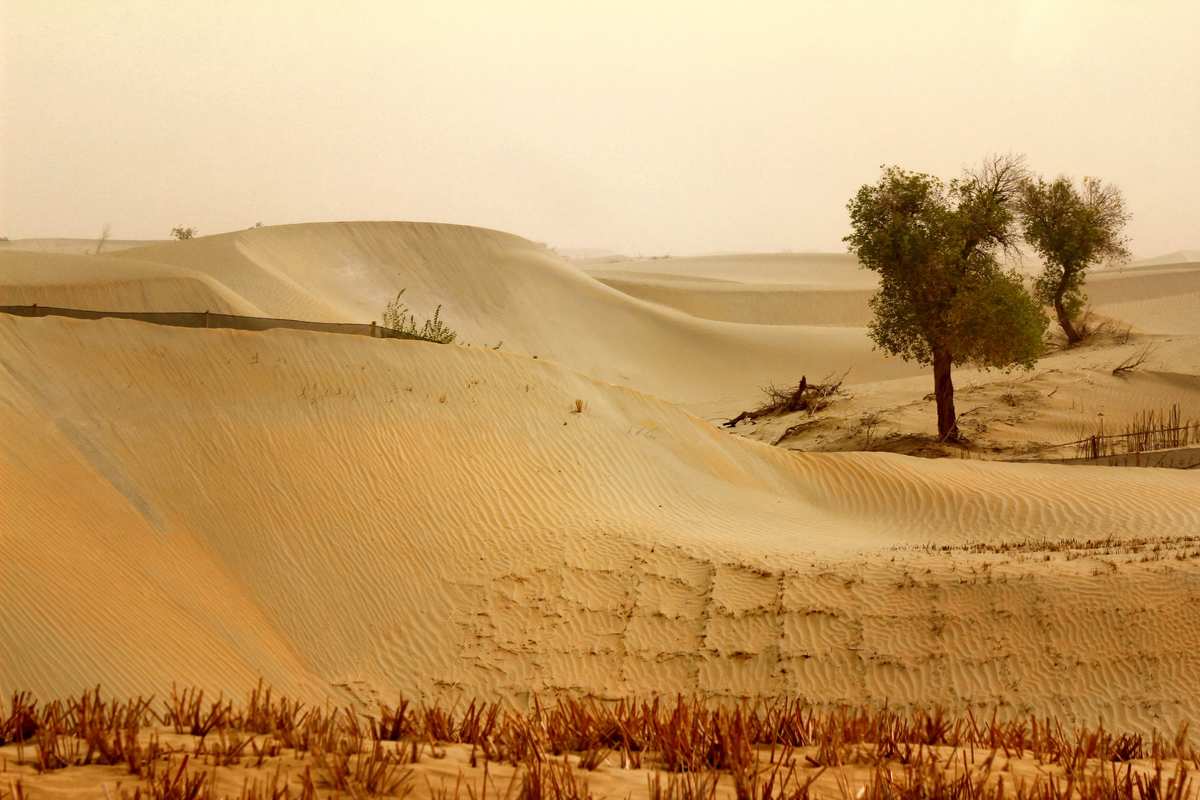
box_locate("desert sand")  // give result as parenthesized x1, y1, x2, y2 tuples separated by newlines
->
(3, 223, 1200, 800)
(2, 221, 1200, 743)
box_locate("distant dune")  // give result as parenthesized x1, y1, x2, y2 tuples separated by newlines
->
(588, 252, 871, 286)
(1132, 250, 1200, 267)
(0, 237, 160, 254)
(0, 250, 258, 314)
(590, 251, 1200, 331)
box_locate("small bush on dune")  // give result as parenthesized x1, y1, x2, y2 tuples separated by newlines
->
(382, 289, 458, 344)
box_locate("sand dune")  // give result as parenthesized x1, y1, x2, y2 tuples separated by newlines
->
(1132, 250, 1200, 268)
(591, 253, 1200, 332)
(0, 223, 921, 407)
(0, 250, 259, 315)
(586, 253, 872, 286)
(584, 253, 876, 326)
(3, 312, 1199, 732)
(0, 237, 160, 255)
(3, 223, 1200, 736)
(584, 252, 876, 328)
(590, 277, 875, 326)
(1087, 264, 1200, 335)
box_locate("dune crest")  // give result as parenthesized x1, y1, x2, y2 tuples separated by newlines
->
(109, 222, 920, 404)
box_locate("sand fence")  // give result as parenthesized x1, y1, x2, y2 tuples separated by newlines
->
(0, 304, 439, 343)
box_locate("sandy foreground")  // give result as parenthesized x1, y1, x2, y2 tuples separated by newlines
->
(2, 222, 1199, 798)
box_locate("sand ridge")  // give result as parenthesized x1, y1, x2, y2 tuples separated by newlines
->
(0, 250, 259, 316)
(0, 222, 923, 406)
(589, 254, 1200, 332)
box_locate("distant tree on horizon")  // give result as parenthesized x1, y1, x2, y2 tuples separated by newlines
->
(845, 155, 1047, 442)
(93, 224, 111, 255)
(1018, 175, 1130, 345)
(170, 225, 197, 240)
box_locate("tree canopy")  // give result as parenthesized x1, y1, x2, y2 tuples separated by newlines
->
(845, 156, 1047, 441)
(1018, 176, 1130, 344)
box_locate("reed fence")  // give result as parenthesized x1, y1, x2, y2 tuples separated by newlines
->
(0, 304, 439, 343)
(1028, 404, 1200, 460)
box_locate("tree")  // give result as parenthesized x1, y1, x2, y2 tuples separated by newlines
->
(170, 226, 197, 240)
(845, 156, 1047, 442)
(93, 224, 111, 255)
(1017, 175, 1130, 344)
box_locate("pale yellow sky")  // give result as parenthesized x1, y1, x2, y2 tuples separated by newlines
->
(2, 1, 1197, 256)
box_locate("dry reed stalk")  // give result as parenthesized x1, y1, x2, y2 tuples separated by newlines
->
(7, 686, 1200, 800)
(1073, 404, 1198, 458)
(646, 769, 720, 800)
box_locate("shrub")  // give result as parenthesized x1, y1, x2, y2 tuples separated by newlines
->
(382, 289, 458, 344)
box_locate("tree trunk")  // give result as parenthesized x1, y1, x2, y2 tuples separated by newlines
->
(932, 348, 959, 442)
(1054, 294, 1081, 344)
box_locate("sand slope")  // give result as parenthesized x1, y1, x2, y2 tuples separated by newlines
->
(1087, 263, 1200, 335)
(0, 250, 259, 315)
(587, 253, 872, 286)
(3, 314, 1199, 731)
(586, 254, 874, 326)
(3, 225, 1200, 733)
(1, 223, 920, 406)
(0, 237, 160, 255)
(590, 277, 875, 326)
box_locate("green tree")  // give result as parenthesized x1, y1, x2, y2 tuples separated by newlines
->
(845, 156, 1047, 442)
(1017, 175, 1130, 344)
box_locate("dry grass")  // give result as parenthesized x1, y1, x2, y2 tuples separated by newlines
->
(1111, 345, 1154, 376)
(0, 690, 1196, 800)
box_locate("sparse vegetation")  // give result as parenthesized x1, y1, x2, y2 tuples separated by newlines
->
(1112, 344, 1154, 376)
(171, 226, 197, 241)
(382, 289, 458, 345)
(723, 373, 847, 428)
(1, 688, 1196, 800)
(857, 412, 883, 450)
(845, 156, 1047, 442)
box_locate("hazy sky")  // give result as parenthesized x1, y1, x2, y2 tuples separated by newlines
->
(2, 1, 1197, 256)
